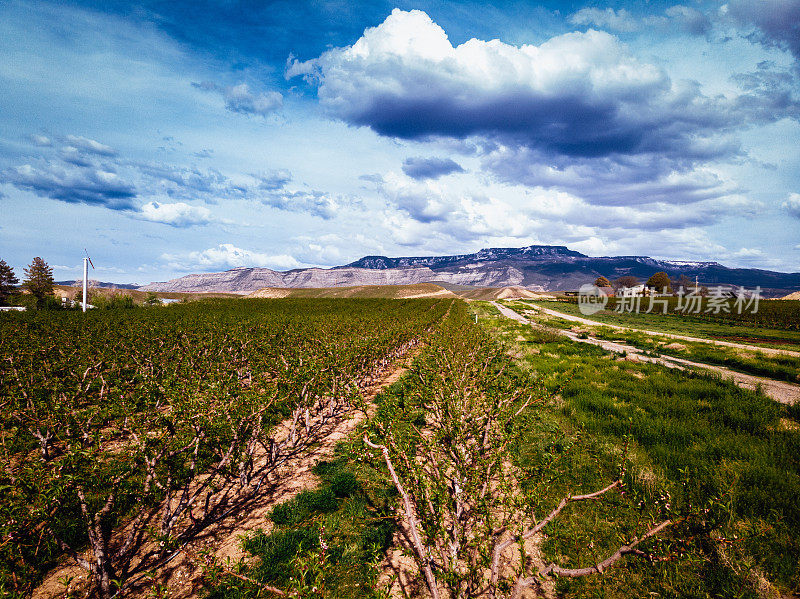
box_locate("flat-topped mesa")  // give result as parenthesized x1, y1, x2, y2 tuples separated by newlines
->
(139, 244, 800, 296)
(345, 245, 586, 270)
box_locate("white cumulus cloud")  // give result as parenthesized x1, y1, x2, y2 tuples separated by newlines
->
(162, 243, 303, 271)
(193, 81, 283, 117)
(137, 201, 214, 227)
(784, 192, 800, 218)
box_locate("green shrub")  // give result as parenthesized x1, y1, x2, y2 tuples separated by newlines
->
(330, 472, 359, 498)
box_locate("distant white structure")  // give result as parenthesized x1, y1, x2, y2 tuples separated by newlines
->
(619, 284, 647, 297)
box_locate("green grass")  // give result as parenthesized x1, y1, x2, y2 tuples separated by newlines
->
(473, 300, 800, 596)
(525, 300, 800, 350)
(592, 327, 800, 383)
(503, 301, 800, 383)
(206, 451, 397, 599)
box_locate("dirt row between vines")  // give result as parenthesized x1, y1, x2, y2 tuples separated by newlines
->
(34, 345, 422, 599)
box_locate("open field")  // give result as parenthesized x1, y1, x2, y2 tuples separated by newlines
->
(51, 285, 243, 302)
(453, 286, 556, 300)
(3, 297, 799, 598)
(471, 300, 800, 597)
(247, 284, 556, 301)
(528, 299, 800, 350)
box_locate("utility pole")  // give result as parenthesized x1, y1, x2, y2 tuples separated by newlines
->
(82, 250, 94, 313)
(82, 257, 88, 313)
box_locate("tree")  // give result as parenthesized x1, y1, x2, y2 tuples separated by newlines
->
(0, 259, 20, 304)
(672, 274, 694, 293)
(594, 276, 612, 287)
(144, 292, 162, 306)
(23, 257, 54, 303)
(614, 275, 639, 289)
(646, 271, 672, 293)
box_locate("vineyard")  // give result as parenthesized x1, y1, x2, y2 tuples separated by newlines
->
(571, 297, 800, 331)
(3, 297, 799, 598)
(205, 301, 800, 598)
(0, 298, 450, 597)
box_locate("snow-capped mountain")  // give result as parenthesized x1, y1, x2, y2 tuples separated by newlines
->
(140, 245, 800, 297)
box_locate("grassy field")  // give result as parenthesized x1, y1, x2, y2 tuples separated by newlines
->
(5, 296, 798, 597)
(472, 300, 800, 597)
(504, 300, 800, 383)
(248, 282, 456, 299)
(526, 300, 800, 350)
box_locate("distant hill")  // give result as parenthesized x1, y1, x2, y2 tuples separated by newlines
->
(57, 280, 139, 289)
(141, 245, 800, 297)
(248, 283, 456, 299)
(345, 245, 584, 269)
(457, 286, 557, 300)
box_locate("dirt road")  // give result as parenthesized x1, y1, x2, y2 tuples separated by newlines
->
(491, 302, 800, 405)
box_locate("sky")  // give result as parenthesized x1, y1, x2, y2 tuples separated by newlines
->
(0, 0, 799, 284)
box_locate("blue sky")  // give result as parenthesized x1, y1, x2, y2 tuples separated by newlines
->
(0, 0, 798, 284)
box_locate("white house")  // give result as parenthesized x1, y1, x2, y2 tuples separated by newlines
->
(619, 284, 647, 297)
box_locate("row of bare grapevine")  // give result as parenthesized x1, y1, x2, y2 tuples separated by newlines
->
(0, 298, 451, 598)
(363, 302, 672, 598)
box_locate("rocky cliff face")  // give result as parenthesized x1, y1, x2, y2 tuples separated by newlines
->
(344, 245, 584, 269)
(140, 264, 537, 294)
(139, 245, 800, 296)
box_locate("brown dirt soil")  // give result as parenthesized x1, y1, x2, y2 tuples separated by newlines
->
(459, 287, 556, 301)
(33, 348, 421, 599)
(376, 464, 556, 599)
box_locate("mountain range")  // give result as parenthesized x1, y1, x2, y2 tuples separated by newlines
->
(139, 245, 800, 297)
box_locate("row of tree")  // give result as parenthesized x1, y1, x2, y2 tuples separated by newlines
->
(0, 257, 55, 305)
(594, 271, 695, 294)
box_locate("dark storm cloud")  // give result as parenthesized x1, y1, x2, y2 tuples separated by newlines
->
(290, 9, 796, 208)
(2, 130, 340, 222)
(1, 163, 136, 210)
(728, 0, 800, 60)
(292, 10, 784, 166)
(482, 147, 740, 207)
(402, 156, 464, 180)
